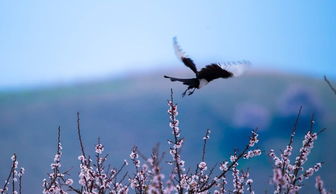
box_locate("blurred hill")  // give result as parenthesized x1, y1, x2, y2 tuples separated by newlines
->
(0, 70, 335, 193)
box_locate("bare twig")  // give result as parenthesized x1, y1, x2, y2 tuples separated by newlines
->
(317, 128, 327, 136)
(77, 112, 86, 158)
(288, 106, 302, 147)
(112, 161, 128, 181)
(309, 113, 315, 132)
(324, 75, 336, 95)
(201, 129, 210, 162)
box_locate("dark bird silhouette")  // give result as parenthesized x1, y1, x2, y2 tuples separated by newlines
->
(164, 37, 250, 97)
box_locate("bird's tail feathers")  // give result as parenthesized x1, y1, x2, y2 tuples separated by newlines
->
(164, 75, 186, 82)
(164, 75, 178, 82)
(163, 75, 196, 86)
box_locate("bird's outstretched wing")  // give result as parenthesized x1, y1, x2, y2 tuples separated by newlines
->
(198, 61, 250, 82)
(173, 37, 198, 75)
(198, 64, 233, 82)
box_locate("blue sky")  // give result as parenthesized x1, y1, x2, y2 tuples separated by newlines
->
(0, 0, 335, 89)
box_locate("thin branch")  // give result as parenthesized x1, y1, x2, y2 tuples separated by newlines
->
(195, 129, 211, 175)
(59, 176, 81, 193)
(45, 126, 62, 191)
(119, 172, 128, 185)
(12, 155, 15, 194)
(1, 154, 16, 194)
(317, 128, 327, 136)
(199, 162, 218, 190)
(112, 161, 127, 181)
(200, 144, 250, 192)
(281, 107, 302, 177)
(324, 75, 336, 95)
(169, 88, 184, 194)
(201, 129, 210, 162)
(309, 113, 315, 132)
(288, 106, 302, 147)
(77, 112, 86, 158)
(18, 169, 22, 194)
(57, 126, 61, 155)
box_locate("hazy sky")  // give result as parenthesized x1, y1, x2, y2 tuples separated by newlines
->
(1, 0, 335, 89)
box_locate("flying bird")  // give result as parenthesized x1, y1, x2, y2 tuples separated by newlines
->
(164, 37, 250, 97)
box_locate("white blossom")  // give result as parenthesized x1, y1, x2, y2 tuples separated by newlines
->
(198, 162, 207, 171)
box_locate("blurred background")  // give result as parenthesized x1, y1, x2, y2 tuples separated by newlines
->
(0, 0, 335, 193)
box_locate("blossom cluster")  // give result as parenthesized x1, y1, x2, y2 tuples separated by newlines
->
(36, 94, 265, 193)
(243, 149, 262, 159)
(0, 92, 330, 194)
(163, 94, 262, 193)
(0, 154, 24, 194)
(315, 176, 330, 194)
(269, 121, 325, 193)
(76, 142, 129, 193)
(42, 136, 68, 194)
